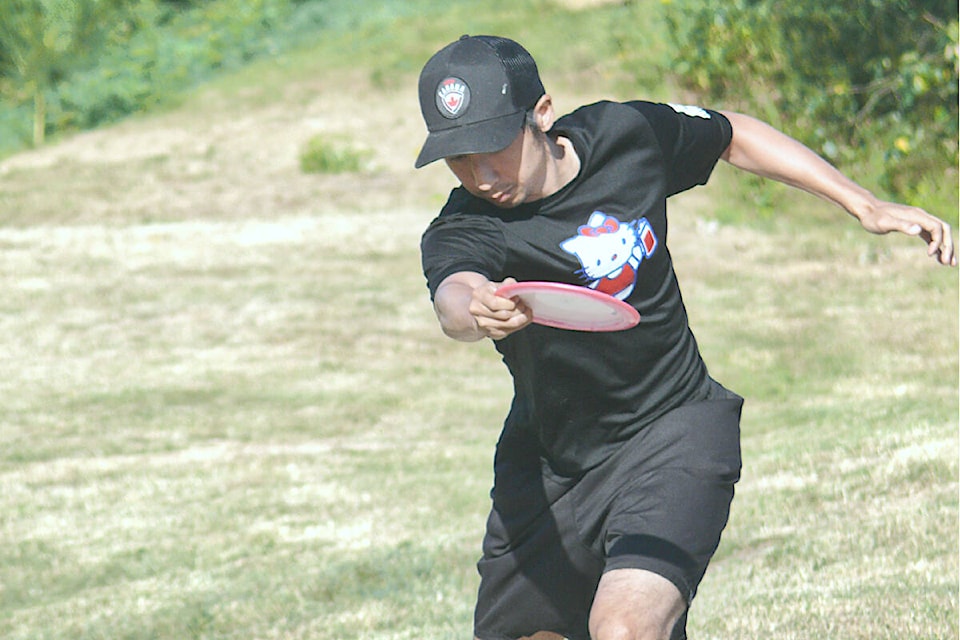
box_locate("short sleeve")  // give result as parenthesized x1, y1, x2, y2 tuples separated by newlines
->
(420, 207, 507, 300)
(625, 101, 732, 196)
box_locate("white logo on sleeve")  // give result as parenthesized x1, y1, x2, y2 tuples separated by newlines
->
(668, 103, 710, 119)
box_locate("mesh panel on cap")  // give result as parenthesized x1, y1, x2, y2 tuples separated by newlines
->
(474, 36, 544, 107)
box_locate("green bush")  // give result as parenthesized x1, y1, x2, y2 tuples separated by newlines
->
(51, 0, 299, 128)
(299, 135, 371, 174)
(0, 0, 324, 149)
(662, 0, 958, 212)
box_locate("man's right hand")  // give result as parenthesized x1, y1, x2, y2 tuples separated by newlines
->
(434, 273, 533, 341)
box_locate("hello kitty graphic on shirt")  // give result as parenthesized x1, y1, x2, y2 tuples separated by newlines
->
(559, 211, 658, 300)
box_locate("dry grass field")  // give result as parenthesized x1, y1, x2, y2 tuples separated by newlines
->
(0, 49, 956, 639)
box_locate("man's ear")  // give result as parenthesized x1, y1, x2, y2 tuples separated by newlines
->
(532, 94, 555, 132)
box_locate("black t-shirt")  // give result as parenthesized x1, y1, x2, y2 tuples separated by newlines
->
(420, 100, 735, 475)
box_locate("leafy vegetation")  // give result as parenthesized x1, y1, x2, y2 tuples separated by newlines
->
(0, 0, 477, 156)
(0, 0, 125, 146)
(662, 0, 958, 215)
(299, 135, 371, 174)
(0, 0, 312, 153)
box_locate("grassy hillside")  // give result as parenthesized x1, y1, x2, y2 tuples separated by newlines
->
(0, 2, 956, 638)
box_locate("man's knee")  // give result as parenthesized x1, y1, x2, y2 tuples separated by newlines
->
(590, 615, 671, 640)
(588, 568, 686, 640)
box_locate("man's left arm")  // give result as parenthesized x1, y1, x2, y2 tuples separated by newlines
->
(719, 110, 956, 267)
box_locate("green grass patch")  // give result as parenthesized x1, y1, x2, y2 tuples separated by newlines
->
(299, 135, 372, 174)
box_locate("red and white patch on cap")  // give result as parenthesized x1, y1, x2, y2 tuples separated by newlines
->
(436, 77, 471, 119)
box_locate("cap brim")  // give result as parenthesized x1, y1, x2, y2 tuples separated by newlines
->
(414, 111, 525, 168)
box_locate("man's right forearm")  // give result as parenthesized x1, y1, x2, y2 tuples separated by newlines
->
(434, 280, 485, 342)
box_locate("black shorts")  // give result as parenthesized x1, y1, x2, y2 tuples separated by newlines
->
(474, 395, 743, 640)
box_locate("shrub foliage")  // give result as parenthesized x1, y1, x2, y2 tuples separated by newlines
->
(0, 0, 316, 152)
(663, 0, 958, 206)
(299, 136, 372, 174)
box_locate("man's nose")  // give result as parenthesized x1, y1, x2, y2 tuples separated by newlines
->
(471, 158, 496, 191)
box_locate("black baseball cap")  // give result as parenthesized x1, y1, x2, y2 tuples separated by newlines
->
(414, 35, 545, 168)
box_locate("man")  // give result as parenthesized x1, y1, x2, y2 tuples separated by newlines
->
(414, 35, 955, 640)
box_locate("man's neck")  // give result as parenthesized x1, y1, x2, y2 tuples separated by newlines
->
(543, 134, 580, 198)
